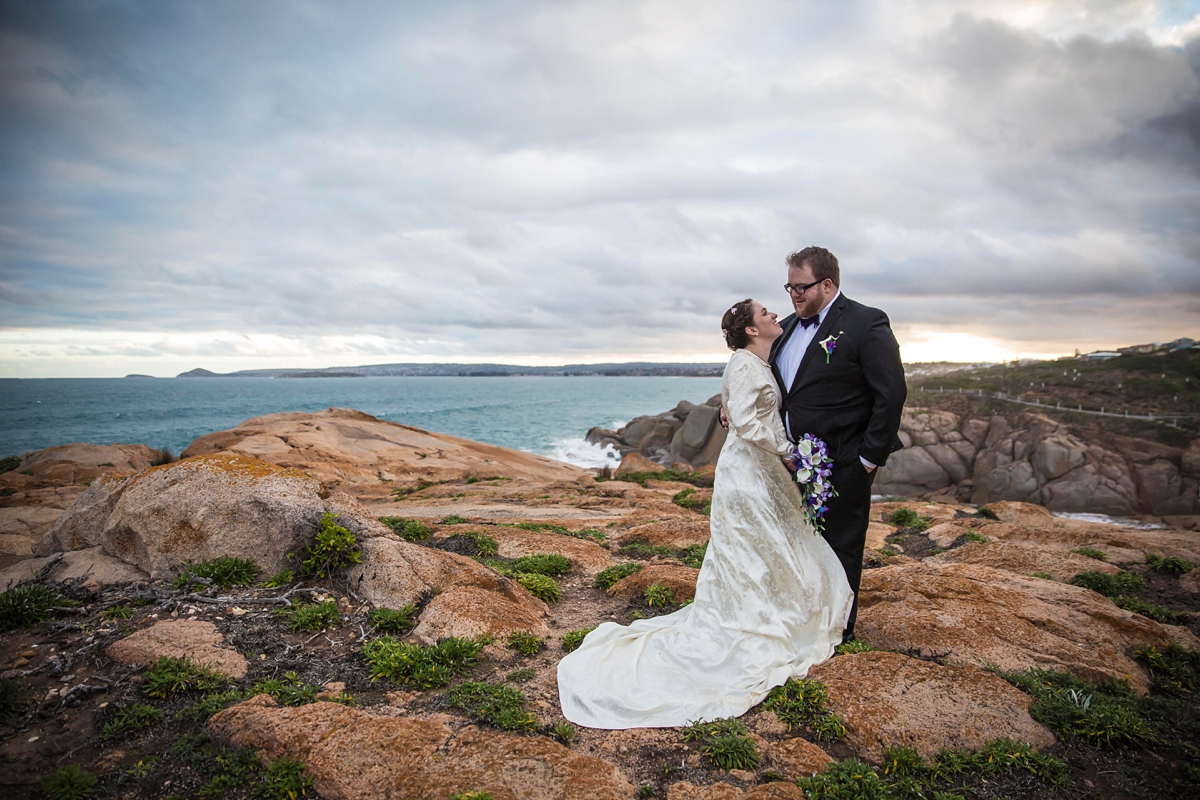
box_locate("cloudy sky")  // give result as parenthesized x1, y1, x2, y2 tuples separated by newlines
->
(1, 0, 1198, 377)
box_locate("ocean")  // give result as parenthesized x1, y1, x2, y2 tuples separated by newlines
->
(0, 376, 724, 468)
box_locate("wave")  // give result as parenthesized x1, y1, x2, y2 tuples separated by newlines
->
(546, 437, 624, 469)
(1052, 511, 1165, 529)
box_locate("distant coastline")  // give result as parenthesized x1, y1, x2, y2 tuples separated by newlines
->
(176, 362, 728, 378)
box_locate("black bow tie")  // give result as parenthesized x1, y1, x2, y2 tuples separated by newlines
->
(798, 316, 819, 329)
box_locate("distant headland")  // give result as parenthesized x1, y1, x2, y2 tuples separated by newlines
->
(176, 362, 727, 378)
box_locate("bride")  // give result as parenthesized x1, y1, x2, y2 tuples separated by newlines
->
(557, 299, 854, 729)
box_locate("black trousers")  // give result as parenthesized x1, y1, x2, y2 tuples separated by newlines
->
(818, 460, 877, 640)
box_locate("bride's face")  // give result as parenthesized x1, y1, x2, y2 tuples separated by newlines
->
(747, 301, 783, 343)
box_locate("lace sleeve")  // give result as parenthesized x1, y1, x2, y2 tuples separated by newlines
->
(722, 353, 793, 457)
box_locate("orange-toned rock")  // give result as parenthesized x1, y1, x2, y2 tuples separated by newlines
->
(981, 501, 1055, 526)
(809, 651, 1054, 764)
(479, 525, 613, 576)
(349, 535, 551, 642)
(614, 452, 664, 478)
(929, 539, 1122, 581)
(872, 500, 975, 526)
(13, 443, 161, 487)
(856, 562, 1187, 692)
(768, 736, 834, 778)
(607, 563, 700, 603)
(34, 473, 132, 555)
(667, 782, 805, 800)
(612, 518, 710, 549)
(107, 619, 248, 678)
(208, 696, 635, 800)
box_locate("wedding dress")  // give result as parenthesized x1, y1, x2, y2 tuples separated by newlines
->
(557, 349, 854, 729)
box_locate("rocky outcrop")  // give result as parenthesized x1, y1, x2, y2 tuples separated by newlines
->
(856, 562, 1192, 693)
(0, 546, 148, 590)
(6, 443, 162, 486)
(35, 454, 379, 578)
(877, 408, 1198, 517)
(606, 563, 700, 603)
(208, 695, 636, 800)
(809, 651, 1055, 764)
(588, 396, 727, 469)
(610, 517, 711, 549)
(107, 619, 249, 678)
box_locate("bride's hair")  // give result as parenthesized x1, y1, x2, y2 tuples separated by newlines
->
(721, 299, 755, 350)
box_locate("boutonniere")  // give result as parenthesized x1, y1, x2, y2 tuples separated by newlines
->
(819, 332, 843, 364)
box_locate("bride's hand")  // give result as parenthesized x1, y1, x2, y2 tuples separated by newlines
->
(782, 455, 799, 471)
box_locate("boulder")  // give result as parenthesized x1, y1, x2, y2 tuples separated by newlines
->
(208, 696, 635, 800)
(856, 562, 1186, 693)
(681, 406, 720, 451)
(480, 526, 613, 576)
(107, 619, 249, 679)
(928, 539, 1122, 582)
(348, 535, 551, 643)
(612, 518, 710, 549)
(0, 546, 148, 590)
(34, 473, 132, 556)
(980, 501, 1053, 526)
(767, 736, 834, 779)
(691, 424, 728, 468)
(13, 443, 161, 486)
(808, 651, 1054, 764)
(607, 564, 699, 603)
(614, 453, 664, 478)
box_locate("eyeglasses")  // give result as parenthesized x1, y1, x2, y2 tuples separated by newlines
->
(783, 279, 823, 296)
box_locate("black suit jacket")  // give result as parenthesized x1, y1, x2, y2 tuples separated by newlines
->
(769, 294, 907, 468)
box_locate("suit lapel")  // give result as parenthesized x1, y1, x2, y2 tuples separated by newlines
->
(787, 295, 848, 398)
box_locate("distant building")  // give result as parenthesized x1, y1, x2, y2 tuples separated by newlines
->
(1168, 337, 1195, 351)
(1083, 351, 1121, 361)
(1118, 343, 1158, 354)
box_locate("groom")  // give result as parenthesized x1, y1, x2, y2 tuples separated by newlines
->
(769, 246, 906, 641)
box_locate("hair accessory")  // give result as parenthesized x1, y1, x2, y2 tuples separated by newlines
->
(730, 305, 738, 313)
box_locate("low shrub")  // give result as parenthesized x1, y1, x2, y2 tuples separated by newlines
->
(252, 671, 320, 706)
(100, 702, 163, 741)
(379, 516, 433, 541)
(0, 455, 20, 474)
(835, 639, 875, 656)
(440, 514, 470, 525)
(301, 513, 361, 577)
(448, 681, 537, 731)
(594, 563, 643, 590)
(678, 542, 708, 569)
(644, 583, 675, 607)
(261, 569, 295, 588)
(101, 604, 134, 620)
(514, 573, 561, 603)
(617, 468, 714, 488)
(565, 528, 608, 543)
(507, 631, 545, 656)
(449, 792, 495, 800)
(507, 553, 572, 576)
(362, 636, 485, 688)
(1146, 553, 1195, 576)
(681, 717, 760, 771)
(514, 522, 569, 534)
(172, 556, 261, 589)
(41, 765, 97, 800)
(143, 657, 229, 698)
(795, 758, 886, 799)
(1071, 546, 1108, 561)
(1069, 570, 1146, 598)
(620, 540, 674, 558)
(506, 668, 535, 683)
(258, 758, 314, 799)
(0, 677, 26, 722)
(1031, 571, 1054, 580)
(561, 626, 596, 653)
(276, 600, 341, 632)
(962, 530, 987, 543)
(0, 583, 80, 632)
(996, 668, 1150, 748)
(762, 678, 845, 741)
(176, 689, 247, 722)
(550, 721, 577, 744)
(1134, 642, 1199, 696)
(370, 604, 418, 635)
(449, 531, 499, 557)
(886, 508, 931, 531)
(1114, 596, 1188, 625)
(672, 487, 711, 515)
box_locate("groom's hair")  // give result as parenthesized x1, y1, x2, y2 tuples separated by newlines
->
(786, 246, 840, 287)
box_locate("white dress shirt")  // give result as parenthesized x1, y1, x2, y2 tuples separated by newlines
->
(775, 291, 876, 471)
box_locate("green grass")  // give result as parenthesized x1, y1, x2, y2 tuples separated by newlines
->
(143, 657, 230, 698)
(835, 639, 876, 656)
(507, 553, 572, 576)
(678, 541, 708, 569)
(440, 514, 470, 524)
(175, 689, 248, 722)
(0, 583, 80, 632)
(0, 455, 20, 474)
(172, 556, 261, 589)
(100, 702, 163, 741)
(594, 562, 643, 590)
(564, 527, 609, 543)
(449, 792, 495, 800)
(1031, 571, 1054, 580)
(276, 600, 341, 632)
(962, 531, 988, 543)
(1146, 553, 1195, 576)
(550, 721, 577, 744)
(507, 630, 545, 656)
(258, 758, 314, 800)
(681, 718, 760, 770)
(101, 604, 135, 621)
(251, 671, 320, 706)
(505, 668, 535, 683)
(0, 677, 26, 722)
(1134, 642, 1199, 696)
(995, 668, 1150, 748)
(369, 604, 418, 635)
(379, 516, 433, 541)
(261, 569, 295, 588)
(514, 573, 561, 603)
(561, 626, 596, 653)
(619, 540, 674, 558)
(644, 583, 675, 607)
(1114, 596, 1188, 625)
(362, 635, 485, 688)
(615, 468, 714, 487)
(447, 681, 537, 731)
(886, 508, 932, 531)
(1071, 546, 1108, 561)
(450, 530, 499, 557)
(762, 678, 846, 741)
(672, 487, 711, 515)
(301, 512, 361, 577)
(41, 765, 97, 800)
(1069, 570, 1146, 597)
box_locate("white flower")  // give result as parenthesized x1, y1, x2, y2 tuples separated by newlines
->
(797, 440, 813, 457)
(795, 468, 813, 483)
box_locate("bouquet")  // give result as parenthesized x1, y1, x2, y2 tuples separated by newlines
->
(792, 434, 837, 533)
